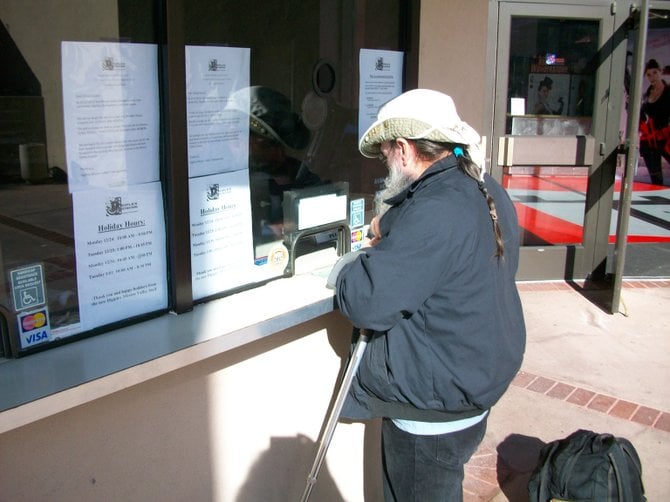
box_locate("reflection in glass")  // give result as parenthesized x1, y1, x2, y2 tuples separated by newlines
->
(246, 86, 324, 252)
(0, 1, 158, 356)
(503, 17, 600, 249)
(506, 17, 599, 136)
(183, 0, 404, 279)
(0, 0, 408, 355)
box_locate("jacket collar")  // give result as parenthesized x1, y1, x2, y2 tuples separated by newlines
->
(385, 154, 459, 206)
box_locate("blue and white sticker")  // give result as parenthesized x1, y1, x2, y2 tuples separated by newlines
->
(350, 198, 365, 228)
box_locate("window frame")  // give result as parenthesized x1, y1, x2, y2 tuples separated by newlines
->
(0, 0, 420, 357)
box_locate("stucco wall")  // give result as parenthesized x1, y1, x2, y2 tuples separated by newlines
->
(0, 312, 382, 501)
(418, 0, 490, 133)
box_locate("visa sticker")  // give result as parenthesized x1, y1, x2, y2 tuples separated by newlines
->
(351, 225, 369, 252)
(18, 307, 51, 349)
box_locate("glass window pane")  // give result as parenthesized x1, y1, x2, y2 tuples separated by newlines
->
(1, 0, 411, 355)
(506, 17, 599, 136)
(183, 0, 405, 299)
(503, 16, 600, 248)
(0, 1, 162, 356)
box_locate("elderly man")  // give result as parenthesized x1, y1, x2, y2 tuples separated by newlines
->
(331, 89, 526, 501)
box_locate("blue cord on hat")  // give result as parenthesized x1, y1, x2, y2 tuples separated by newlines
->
(453, 147, 464, 157)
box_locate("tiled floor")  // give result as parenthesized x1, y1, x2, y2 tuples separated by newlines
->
(463, 279, 670, 501)
(464, 376, 670, 501)
(510, 370, 670, 432)
(516, 278, 670, 292)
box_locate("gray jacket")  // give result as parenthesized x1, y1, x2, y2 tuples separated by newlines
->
(335, 156, 526, 421)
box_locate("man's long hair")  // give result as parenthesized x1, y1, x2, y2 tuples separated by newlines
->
(412, 139, 505, 258)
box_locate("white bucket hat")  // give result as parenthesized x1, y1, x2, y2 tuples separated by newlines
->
(359, 89, 485, 172)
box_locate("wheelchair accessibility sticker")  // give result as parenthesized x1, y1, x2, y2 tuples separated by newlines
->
(10, 264, 46, 312)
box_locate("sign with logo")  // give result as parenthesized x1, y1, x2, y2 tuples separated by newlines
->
(61, 41, 160, 192)
(17, 307, 51, 349)
(185, 45, 251, 178)
(188, 171, 255, 299)
(72, 182, 168, 331)
(10, 264, 46, 312)
(268, 243, 290, 271)
(358, 48, 404, 140)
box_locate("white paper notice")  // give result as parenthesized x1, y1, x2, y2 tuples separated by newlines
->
(72, 183, 168, 331)
(190, 171, 255, 299)
(298, 194, 348, 230)
(510, 97, 526, 116)
(358, 49, 404, 140)
(62, 41, 159, 192)
(186, 45, 251, 178)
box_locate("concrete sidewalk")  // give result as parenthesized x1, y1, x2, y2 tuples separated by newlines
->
(464, 280, 670, 501)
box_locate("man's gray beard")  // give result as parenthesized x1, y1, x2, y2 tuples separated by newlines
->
(374, 162, 414, 217)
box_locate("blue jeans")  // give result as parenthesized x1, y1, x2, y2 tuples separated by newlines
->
(381, 416, 488, 502)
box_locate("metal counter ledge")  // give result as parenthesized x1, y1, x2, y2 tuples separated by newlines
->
(0, 256, 338, 434)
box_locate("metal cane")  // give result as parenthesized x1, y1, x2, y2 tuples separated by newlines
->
(300, 329, 371, 502)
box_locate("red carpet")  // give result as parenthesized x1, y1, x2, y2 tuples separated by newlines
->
(504, 175, 670, 245)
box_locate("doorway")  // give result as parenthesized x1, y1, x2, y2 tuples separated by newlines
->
(489, 2, 632, 281)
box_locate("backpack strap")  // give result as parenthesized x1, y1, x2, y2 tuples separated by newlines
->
(528, 440, 561, 502)
(558, 431, 593, 495)
(610, 438, 646, 502)
(609, 448, 630, 501)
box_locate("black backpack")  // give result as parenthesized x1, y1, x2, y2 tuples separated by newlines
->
(528, 429, 646, 502)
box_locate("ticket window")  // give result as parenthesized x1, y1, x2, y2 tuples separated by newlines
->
(181, 0, 412, 297)
(0, 1, 161, 357)
(0, 0, 416, 356)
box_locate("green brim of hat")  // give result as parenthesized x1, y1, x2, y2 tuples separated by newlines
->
(359, 118, 460, 158)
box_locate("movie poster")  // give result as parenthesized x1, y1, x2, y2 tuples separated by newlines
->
(627, 28, 670, 184)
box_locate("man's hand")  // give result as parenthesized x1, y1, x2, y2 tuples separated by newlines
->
(326, 250, 364, 289)
(366, 216, 382, 247)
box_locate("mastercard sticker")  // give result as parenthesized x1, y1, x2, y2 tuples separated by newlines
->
(17, 307, 51, 349)
(351, 224, 369, 252)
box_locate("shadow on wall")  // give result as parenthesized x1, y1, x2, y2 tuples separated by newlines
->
(324, 322, 384, 500)
(234, 319, 384, 501)
(236, 434, 345, 502)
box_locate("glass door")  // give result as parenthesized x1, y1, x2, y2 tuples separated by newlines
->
(490, 2, 631, 280)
